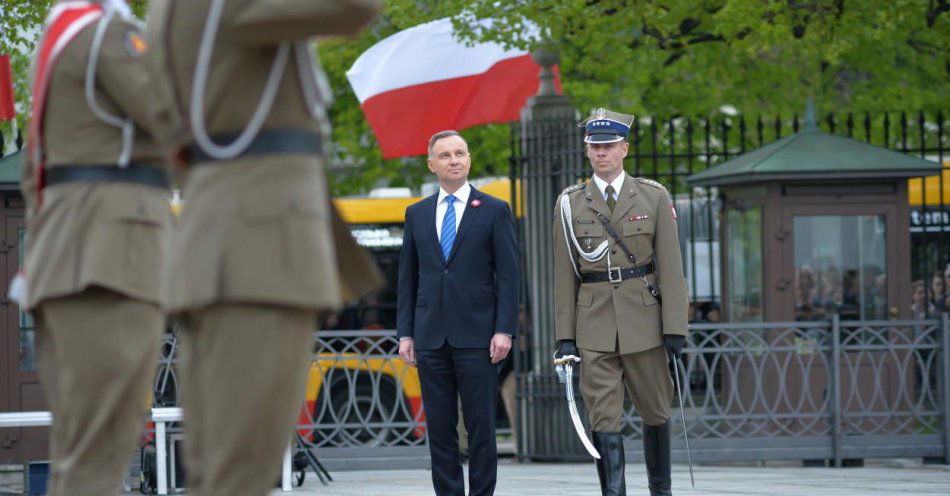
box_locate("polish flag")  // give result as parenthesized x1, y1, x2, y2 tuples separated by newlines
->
(346, 18, 561, 159)
(0, 54, 14, 121)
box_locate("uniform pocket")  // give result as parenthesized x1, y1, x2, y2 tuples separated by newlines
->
(623, 220, 655, 261)
(574, 222, 603, 239)
(576, 286, 593, 307)
(241, 182, 324, 223)
(575, 285, 594, 336)
(98, 191, 170, 294)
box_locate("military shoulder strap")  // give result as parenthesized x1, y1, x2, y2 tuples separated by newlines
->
(636, 177, 665, 189)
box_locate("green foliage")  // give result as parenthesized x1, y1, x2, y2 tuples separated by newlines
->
(2, 0, 947, 193)
(454, 0, 948, 116)
(0, 0, 147, 138)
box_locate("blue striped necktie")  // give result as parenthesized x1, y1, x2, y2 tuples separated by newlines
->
(440, 195, 457, 260)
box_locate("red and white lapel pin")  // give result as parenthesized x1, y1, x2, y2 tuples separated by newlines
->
(630, 214, 649, 221)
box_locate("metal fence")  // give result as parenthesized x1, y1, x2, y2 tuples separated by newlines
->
(509, 109, 950, 461)
(519, 317, 949, 464)
(510, 111, 949, 307)
(152, 329, 430, 471)
(150, 319, 947, 466)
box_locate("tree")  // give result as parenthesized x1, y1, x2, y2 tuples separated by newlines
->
(3, 1, 947, 193)
(0, 1, 147, 144)
(453, 0, 948, 115)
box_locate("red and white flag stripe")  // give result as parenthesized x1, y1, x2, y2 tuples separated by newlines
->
(0, 54, 15, 122)
(347, 18, 561, 159)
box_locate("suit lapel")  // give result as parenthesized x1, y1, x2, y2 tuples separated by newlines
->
(610, 174, 638, 224)
(446, 188, 484, 265)
(422, 194, 443, 263)
(584, 180, 612, 219)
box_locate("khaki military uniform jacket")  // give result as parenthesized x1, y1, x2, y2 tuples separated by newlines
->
(553, 174, 688, 355)
(22, 6, 174, 309)
(145, 0, 382, 313)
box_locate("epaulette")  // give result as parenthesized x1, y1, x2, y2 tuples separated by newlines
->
(561, 183, 585, 195)
(636, 177, 666, 189)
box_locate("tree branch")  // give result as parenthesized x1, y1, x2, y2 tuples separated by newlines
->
(927, 0, 949, 27)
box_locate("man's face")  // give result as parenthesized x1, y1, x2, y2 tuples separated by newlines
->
(586, 140, 628, 180)
(428, 135, 471, 186)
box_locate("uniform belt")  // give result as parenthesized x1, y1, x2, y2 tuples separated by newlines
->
(580, 262, 655, 284)
(188, 129, 323, 164)
(44, 164, 169, 189)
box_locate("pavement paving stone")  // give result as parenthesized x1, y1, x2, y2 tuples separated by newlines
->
(257, 459, 950, 496)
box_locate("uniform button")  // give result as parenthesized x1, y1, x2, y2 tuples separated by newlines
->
(637, 228, 642, 232)
(611, 250, 617, 255)
(443, 269, 449, 274)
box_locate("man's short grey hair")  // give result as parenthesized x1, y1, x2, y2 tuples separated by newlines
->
(428, 130, 467, 157)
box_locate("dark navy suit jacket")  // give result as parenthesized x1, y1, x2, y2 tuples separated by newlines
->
(397, 187, 519, 350)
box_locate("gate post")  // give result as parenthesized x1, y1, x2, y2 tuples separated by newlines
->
(831, 314, 842, 468)
(512, 47, 589, 460)
(943, 313, 950, 464)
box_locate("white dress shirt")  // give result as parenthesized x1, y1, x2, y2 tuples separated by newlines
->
(592, 173, 625, 203)
(436, 182, 471, 238)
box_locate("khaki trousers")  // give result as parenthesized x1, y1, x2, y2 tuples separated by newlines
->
(34, 287, 163, 496)
(179, 303, 315, 496)
(579, 345, 673, 430)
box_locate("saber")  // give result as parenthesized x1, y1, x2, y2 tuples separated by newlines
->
(554, 357, 600, 459)
(670, 354, 695, 489)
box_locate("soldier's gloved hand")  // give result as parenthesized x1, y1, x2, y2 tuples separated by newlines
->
(554, 339, 580, 364)
(664, 334, 686, 360)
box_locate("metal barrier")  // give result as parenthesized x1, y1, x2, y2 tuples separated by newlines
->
(153, 329, 429, 471)
(520, 316, 950, 464)
(7, 320, 945, 484)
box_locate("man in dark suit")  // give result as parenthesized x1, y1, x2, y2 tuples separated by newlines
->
(398, 130, 519, 496)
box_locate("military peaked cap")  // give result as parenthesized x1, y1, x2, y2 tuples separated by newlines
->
(578, 107, 634, 144)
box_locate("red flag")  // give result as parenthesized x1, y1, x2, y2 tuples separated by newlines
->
(0, 54, 15, 121)
(346, 18, 562, 159)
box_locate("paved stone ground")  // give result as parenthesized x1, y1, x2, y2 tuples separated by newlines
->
(264, 459, 950, 496)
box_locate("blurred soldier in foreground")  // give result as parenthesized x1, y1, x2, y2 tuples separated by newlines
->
(19, 1, 175, 494)
(145, 0, 382, 493)
(552, 108, 689, 495)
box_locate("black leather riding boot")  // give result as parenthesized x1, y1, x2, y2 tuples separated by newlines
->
(642, 422, 672, 496)
(592, 431, 626, 496)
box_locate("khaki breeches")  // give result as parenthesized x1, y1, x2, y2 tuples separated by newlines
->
(179, 303, 315, 496)
(579, 345, 673, 431)
(34, 287, 163, 496)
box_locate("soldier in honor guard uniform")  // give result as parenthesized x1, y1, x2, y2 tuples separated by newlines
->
(552, 108, 689, 496)
(19, 1, 176, 494)
(145, 0, 382, 494)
